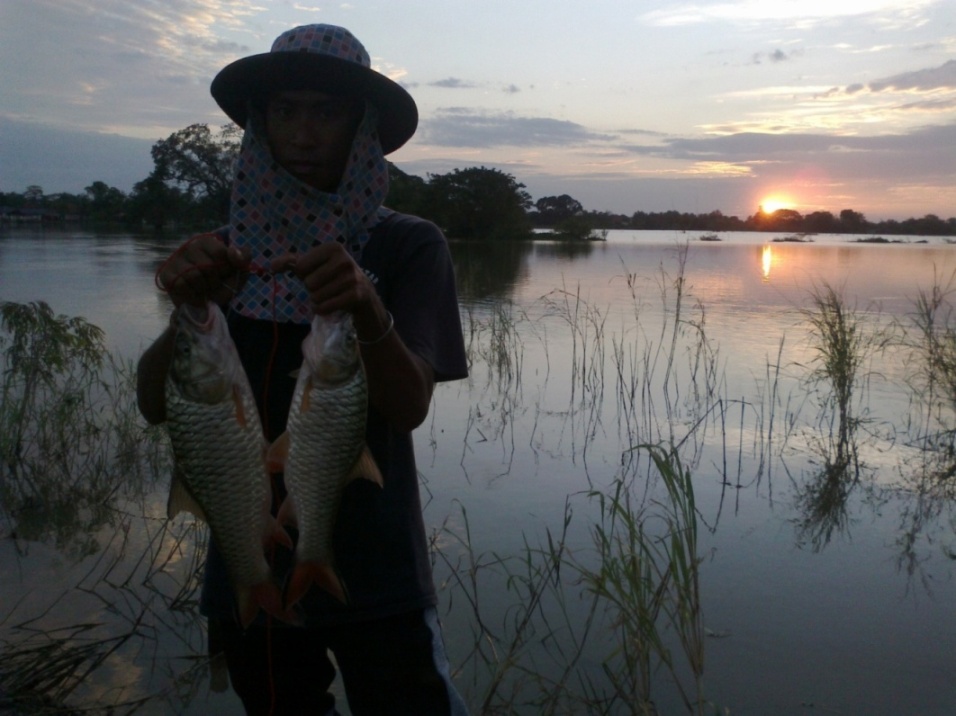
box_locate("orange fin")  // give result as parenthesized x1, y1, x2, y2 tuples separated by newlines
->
(265, 514, 294, 550)
(299, 376, 314, 413)
(232, 384, 248, 428)
(167, 470, 207, 522)
(266, 432, 290, 474)
(349, 447, 384, 488)
(237, 582, 300, 628)
(285, 561, 348, 607)
(275, 494, 298, 529)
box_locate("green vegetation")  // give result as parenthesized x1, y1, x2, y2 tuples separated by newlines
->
(4, 124, 954, 238)
(6, 252, 956, 712)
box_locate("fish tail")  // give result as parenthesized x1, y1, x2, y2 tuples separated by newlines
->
(236, 582, 300, 628)
(285, 561, 348, 607)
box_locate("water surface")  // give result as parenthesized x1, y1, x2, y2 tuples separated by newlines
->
(2, 226, 955, 714)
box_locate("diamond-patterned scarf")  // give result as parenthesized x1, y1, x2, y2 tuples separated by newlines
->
(228, 104, 391, 324)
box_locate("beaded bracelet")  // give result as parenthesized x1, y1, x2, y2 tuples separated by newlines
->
(357, 310, 395, 346)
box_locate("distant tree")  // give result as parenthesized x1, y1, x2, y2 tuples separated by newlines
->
(766, 208, 803, 232)
(804, 211, 840, 233)
(45, 192, 86, 219)
(534, 194, 584, 227)
(84, 181, 127, 222)
(150, 123, 241, 223)
(555, 215, 595, 241)
(898, 214, 951, 236)
(839, 209, 867, 233)
(22, 185, 44, 206)
(424, 167, 532, 240)
(386, 163, 428, 217)
(131, 174, 195, 229)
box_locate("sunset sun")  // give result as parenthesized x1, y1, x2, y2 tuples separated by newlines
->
(759, 195, 794, 214)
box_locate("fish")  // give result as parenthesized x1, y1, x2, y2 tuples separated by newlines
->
(164, 301, 290, 627)
(268, 311, 383, 607)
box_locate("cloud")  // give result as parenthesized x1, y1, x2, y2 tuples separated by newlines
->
(430, 78, 480, 89)
(420, 109, 615, 148)
(869, 59, 956, 92)
(640, 0, 937, 29)
(618, 124, 956, 184)
(0, 0, 262, 136)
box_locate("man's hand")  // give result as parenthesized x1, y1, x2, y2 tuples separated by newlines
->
(157, 233, 250, 308)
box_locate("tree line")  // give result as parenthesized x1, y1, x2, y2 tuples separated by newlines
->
(2, 122, 954, 239)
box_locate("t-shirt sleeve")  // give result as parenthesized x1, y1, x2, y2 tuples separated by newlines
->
(377, 215, 468, 383)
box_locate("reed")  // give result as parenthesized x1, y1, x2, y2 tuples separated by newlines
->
(904, 270, 956, 456)
(791, 282, 889, 551)
(575, 443, 709, 715)
(0, 301, 170, 556)
(0, 301, 205, 713)
(894, 270, 956, 576)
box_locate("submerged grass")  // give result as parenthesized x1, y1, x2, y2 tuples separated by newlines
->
(433, 442, 721, 715)
(6, 250, 956, 713)
(0, 300, 203, 714)
(790, 283, 890, 551)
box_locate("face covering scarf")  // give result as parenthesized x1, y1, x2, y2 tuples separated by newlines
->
(227, 103, 391, 324)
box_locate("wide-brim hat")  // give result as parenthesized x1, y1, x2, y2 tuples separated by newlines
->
(211, 24, 418, 155)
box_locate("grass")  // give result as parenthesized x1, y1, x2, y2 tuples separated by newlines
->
(786, 283, 891, 551)
(0, 300, 202, 714)
(6, 251, 956, 713)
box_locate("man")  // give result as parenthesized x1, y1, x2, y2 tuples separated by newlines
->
(136, 24, 469, 715)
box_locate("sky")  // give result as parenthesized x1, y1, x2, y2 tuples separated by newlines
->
(1, 0, 954, 221)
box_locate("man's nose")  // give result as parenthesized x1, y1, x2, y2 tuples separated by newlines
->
(290, 117, 319, 146)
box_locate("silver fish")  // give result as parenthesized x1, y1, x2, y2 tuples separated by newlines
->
(269, 311, 382, 606)
(165, 302, 288, 627)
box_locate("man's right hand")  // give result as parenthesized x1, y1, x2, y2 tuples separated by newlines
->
(157, 233, 251, 308)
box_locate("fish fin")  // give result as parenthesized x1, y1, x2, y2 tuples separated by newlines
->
(349, 447, 384, 488)
(266, 432, 290, 474)
(285, 561, 348, 607)
(267, 513, 294, 550)
(167, 470, 207, 522)
(232, 384, 248, 428)
(275, 494, 298, 529)
(299, 376, 314, 412)
(237, 582, 300, 628)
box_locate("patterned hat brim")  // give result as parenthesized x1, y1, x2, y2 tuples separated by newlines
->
(211, 52, 418, 155)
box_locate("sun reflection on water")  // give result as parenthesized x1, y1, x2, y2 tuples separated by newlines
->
(761, 245, 772, 281)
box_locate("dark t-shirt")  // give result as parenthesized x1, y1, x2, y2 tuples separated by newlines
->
(199, 211, 468, 626)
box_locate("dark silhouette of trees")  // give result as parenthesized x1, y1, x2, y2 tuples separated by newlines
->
(84, 181, 127, 222)
(533, 194, 585, 226)
(386, 163, 428, 216)
(3, 121, 954, 238)
(423, 167, 532, 240)
(148, 123, 241, 224)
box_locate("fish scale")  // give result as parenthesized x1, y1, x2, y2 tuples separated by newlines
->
(285, 363, 366, 565)
(164, 302, 287, 627)
(272, 312, 382, 607)
(165, 392, 271, 586)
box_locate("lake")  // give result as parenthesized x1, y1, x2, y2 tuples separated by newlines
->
(2, 226, 956, 714)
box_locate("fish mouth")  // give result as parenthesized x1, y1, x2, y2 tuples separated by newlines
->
(178, 303, 213, 331)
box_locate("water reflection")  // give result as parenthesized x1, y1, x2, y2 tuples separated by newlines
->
(447, 239, 532, 303)
(4, 230, 956, 713)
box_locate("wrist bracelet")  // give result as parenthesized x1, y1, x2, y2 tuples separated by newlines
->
(357, 311, 394, 346)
